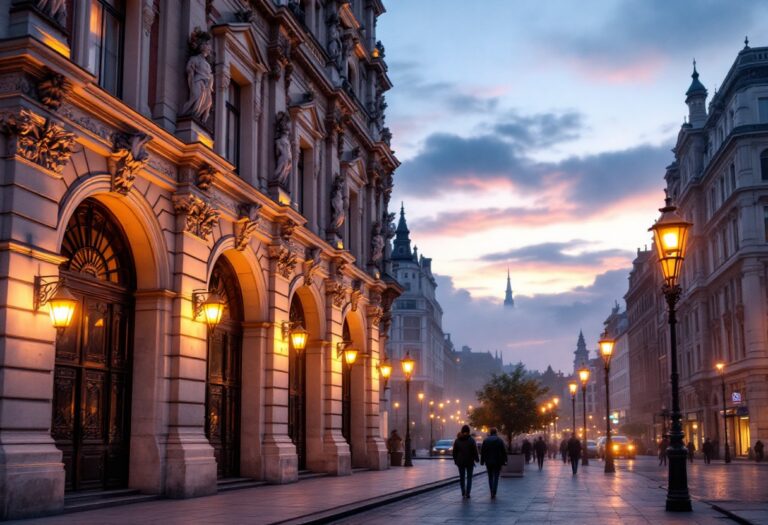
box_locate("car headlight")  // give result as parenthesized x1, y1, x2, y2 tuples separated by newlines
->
(613, 444, 619, 451)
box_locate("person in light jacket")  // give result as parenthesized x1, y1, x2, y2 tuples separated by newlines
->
(452, 425, 479, 499)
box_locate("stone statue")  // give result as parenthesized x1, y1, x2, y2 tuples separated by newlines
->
(273, 111, 292, 188)
(371, 221, 384, 262)
(331, 173, 347, 233)
(327, 14, 344, 72)
(36, 0, 66, 25)
(181, 29, 214, 123)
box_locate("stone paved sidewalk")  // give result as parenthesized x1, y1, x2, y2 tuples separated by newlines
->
(333, 458, 747, 524)
(11, 457, 765, 524)
(11, 459, 466, 525)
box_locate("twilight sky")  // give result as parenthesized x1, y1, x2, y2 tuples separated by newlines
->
(377, 0, 768, 373)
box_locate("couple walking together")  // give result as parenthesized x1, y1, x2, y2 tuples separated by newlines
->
(452, 425, 507, 499)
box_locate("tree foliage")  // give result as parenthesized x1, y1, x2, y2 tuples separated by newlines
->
(467, 365, 549, 450)
(619, 422, 647, 438)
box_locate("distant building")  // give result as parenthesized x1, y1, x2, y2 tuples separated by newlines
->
(624, 248, 667, 449)
(603, 303, 631, 432)
(443, 346, 504, 432)
(504, 269, 515, 307)
(389, 205, 453, 447)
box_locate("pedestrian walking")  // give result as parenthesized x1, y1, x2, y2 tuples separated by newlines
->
(702, 437, 713, 464)
(686, 440, 695, 463)
(521, 439, 532, 464)
(480, 427, 507, 499)
(755, 440, 764, 462)
(533, 436, 547, 471)
(452, 425, 479, 499)
(560, 438, 568, 463)
(658, 436, 669, 466)
(567, 433, 582, 475)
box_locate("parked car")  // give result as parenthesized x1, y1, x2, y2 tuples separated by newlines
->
(586, 440, 598, 458)
(596, 436, 607, 458)
(431, 439, 453, 456)
(598, 435, 636, 459)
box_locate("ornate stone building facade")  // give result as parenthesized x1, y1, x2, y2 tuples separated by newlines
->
(663, 44, 768, 458)
(387, 205, 454, 446)
(0, 0, 398, 518)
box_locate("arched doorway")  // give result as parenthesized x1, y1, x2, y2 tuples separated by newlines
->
(52, 199, 135, 491)
(341, 320, 352, 450)
(205, 257, 244, 479)
(288, 295, 307, 470)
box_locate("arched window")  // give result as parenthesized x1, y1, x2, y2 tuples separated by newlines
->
(761, 149, 768, 181)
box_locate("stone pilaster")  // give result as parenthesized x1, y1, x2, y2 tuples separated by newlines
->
(164, 225, 216, 498)
(262, 248, 297, 484)
(0, 252, 65, 519)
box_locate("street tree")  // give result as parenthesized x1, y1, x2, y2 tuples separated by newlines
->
(468, 365, 549, 450)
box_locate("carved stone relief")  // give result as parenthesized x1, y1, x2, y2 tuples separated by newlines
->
(269, 244, 297, 278)
(235, 203, 261, 251)
(1, 108, 76, 174)
(108, 132, 150, 195)
(197, 164, 218, 191)
(181, 28, 214, 123)
(172, 194, 220, 240)
(37, 70, 70, 110)
(303, 247, 322, 287)
(273, 111, 293, 189)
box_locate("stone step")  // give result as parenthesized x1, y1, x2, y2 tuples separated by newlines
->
(298, 470, 328, 480)
(64, 488, 142, 503)
(217, 477, 267, 492)
(64, 493, 159, 514)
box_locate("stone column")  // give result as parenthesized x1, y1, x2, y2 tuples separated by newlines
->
(320, 280, 351, 475)
(364, 308, 387, 469)
(740, 259, 767, 358)
(164, 219, 216, 498)
(261, 248, 297, 484)
(240, 322, 270, 479)
(129, 290, 174, 494)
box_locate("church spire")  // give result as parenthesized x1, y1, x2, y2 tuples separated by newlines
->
(504, 267, 514, 308)
(392, 203, 414, 260)
(685, 59, 708, 128)
(573, 330, 589, 373)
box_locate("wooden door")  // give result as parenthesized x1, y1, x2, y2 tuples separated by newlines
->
(52, 200, 134, 491)
(205, 258, 243, 478)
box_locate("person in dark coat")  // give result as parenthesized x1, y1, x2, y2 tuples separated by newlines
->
(755, 440, 764, 462)
(533, 436, 547, 471)
(567, 433, 582, 475)
(452, 425, 479, 499)
(560, 439, 568, 463)
(686, 440, 695, 463)
(521, 439, 532, 463)
(480, 427, 507, 499)
(702, 437, 713, 464)
(658, 436, 669, 466)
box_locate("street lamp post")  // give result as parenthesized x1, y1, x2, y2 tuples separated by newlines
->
(569, 382, 578, 439)
(579, 368, 590, 466)
(599, 333, 615, 474)
(650, 196, 693, 512)
(715, 363, 731, 463)
(401, 352, 415, 467)
(429, 413, 435, 449)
